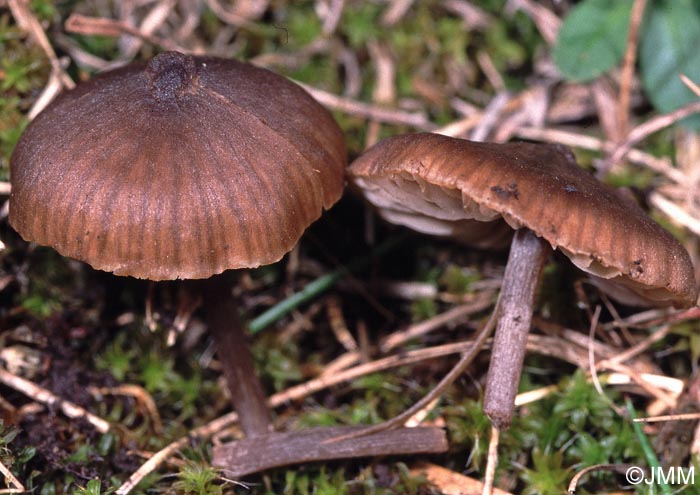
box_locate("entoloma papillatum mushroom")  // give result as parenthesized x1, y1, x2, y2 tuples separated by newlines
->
(349, 132, 698, 430)
(10, 51, 347, 438)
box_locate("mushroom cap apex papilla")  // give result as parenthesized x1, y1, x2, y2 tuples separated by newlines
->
(349, 132, 698, 308)
(10, 51, 346, 281)
(145, 51, 200, 101)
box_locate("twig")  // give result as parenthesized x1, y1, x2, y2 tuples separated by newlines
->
(320, 350, 361, 377)
(381, 0, 415, 26)
(600, 307, 676, 330)
(514, 385, 558, 406)
(271, 339, 488, 408)
(606, 372, 684, 396)
(617, 0, 647, 137)
(680, 73, 700, 97)
(598, 323, 672, 368)
(54, 33, 112, 71)
(0, 457, 24, 493)
(295, 82, 435, 130)
(603, 361, 677, 408)
(8, 0, 74, 119)
(366, 39, 396, 147)
(442, 0, 495, 30)
(8, 0, 73, 89)
(592, 79, 622, 143)
(320, 0, 345, 35)
(435, 114, 483, 138)
(470, 91, 509, 142)
(476, 51, 505, 92)
(567, 464, 630, 494)
(65, 13, 180, 53)
(326, 296, 357, 352)
(505, 0, 560, 45)
(249, 38, 332, 68)
(608, 100, 700, 166)
(89, 384, 163, 434)
(411, 462, 514, 495)
(380, 295, 494, 352)
(633, 412, 700, 423)
(526, 332, 601, 369)
(204, 0, 265, 27)
(514, 125, 687, 184)
(649, 191, 700, 236)
(374, 280, 438, 300)
(325, 300, 499, 443)
(144, 283, 158, 332)
(117, 0, 178, 59)
(404, 397, 440, 427)
(515, 372, 682, 410)
(482, 426, 499, 495)
(0, 367, 110, 433)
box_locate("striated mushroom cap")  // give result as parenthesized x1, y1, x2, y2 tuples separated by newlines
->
(10, 51, 346, 281)
(349, 133, 698, 308)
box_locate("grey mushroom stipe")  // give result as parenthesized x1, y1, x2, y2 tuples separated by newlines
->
(349, 132, 698, 430)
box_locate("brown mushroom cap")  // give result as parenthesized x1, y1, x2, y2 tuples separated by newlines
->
(349, 133, 698, 308)
(10, 52, 346, 280)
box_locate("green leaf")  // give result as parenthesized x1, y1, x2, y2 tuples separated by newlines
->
(639, 0, 700, 129)
(553, 0, 634, 82)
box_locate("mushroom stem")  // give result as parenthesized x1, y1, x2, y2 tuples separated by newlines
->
(213, 425, 447, 478)
(483, 228, 548, 430)
(201, 274, 272, 437)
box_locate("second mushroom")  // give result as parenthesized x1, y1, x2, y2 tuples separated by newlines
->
(349, 132, 698, 430)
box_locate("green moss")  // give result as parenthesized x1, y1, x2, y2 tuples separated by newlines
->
(173, 460, 223, 495)
(286, 8, 323, 46)
(342, 3, 383, 48)
(520, 449, 571, 495)
(439, 264, 481, 295)
(410, 297, 438, 322)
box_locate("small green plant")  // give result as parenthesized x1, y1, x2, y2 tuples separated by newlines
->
(444, 399, 493, 470)
(95, 332, 138, 382)
(439, 264, 480, 295)
(255, 337, 304, 392)
(74, 479, 113, 495)
(172, 460, 223, 495)
(409, 297, 438, 322)
(282, 467, 350, 495)
(554, 0, 700, 128)
(520, 449, 571, 495)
